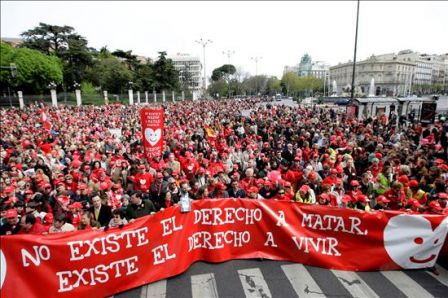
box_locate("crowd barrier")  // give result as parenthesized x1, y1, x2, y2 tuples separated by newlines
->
(1, 199, 447, 298)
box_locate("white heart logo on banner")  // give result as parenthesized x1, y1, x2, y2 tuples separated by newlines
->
(145, 128, 161, 146)
(0, 249, 6, 289)
(384, 214, 448, 269)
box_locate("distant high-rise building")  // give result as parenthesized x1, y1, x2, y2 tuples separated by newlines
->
(169, 53, 202, 91)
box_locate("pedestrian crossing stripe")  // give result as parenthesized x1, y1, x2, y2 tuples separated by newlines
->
(116, 263, 448, 298)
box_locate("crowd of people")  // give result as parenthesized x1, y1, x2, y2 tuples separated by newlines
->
(1, 97, 447, 236)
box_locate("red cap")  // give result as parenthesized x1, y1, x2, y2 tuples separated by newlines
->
(398, 175, 409, 184)
(377, 195, 390, 203)
(438, 192, 448, 200)
(429, 201, 443, 210)
(43, 183, 52, 189)
(256, 179, 265, 185)
(299, 185, 310, 192)
(100, 182, 109, 190)
(248, 186, 259, 193)
(357, 194, 370, 202)
(409, 180, 419, 188)
(330, 168, 338, 175)
(435, 158, 445, 165)
(44, 213, 54, 224)
(350, 180, 360, 187)
(342, 195, 352, 203)
(215, 183, 227, 190)
(375, 152, 383, 159)
(156, 172, 164, 179)
(408, 198, 421, 208)
(5, 209, 18, 219)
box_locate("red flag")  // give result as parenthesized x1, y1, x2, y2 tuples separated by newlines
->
(40, 109, 52, 131)
(140, 108, 164, 159)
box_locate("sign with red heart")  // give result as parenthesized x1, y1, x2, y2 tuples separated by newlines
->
(140, 108, 164, 159)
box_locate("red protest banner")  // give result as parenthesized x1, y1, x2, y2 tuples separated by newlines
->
(0, 199, 447, 298)
(140, 108, 164, 159)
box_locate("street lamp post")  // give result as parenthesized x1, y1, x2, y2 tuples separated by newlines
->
(73, 81, 81, 106)
(251, 56, 262, 95)
(251, 56, 263, 76)
(223, 50, 235, 98)
(195, 38, 213, 94)
(128, 81, 134, 105)
(222, 50, 235, 65)
(48, 82, 58, 107)
(350, 0, 360, 101)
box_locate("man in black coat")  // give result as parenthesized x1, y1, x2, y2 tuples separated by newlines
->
(126, 191, 156, 221)
(89, 193, 112, 227)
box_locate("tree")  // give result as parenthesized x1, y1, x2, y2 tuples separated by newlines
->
(20, 23, 75, 55)
(208, 78, 228, 99)
(1, 42, 63, 94)
(281, 72, 300, 96)
(266, 76, 282, 95)
(211, 64, 236, 81)
(20, 23, 93, 90)
(152, 51, 179, 92)
(85, 56, 132, 94)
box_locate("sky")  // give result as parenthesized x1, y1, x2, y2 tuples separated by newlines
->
(1, 1, 448, 79)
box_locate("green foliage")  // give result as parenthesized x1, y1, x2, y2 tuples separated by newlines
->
(211, 64, 236, 81)
(20, 22, 93, 89)
(81, 81, 97, 94)
(280, 72, 323, 96)
(152, 51, 179, 92)
(86, 56, 132, 94)
(1, 42, 63, 94)
(208, 78, 228, 98)
(265, 76, 282, 95)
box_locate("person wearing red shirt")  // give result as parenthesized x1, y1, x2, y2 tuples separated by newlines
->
(321, 168, 339, 187)
(133, 165, 154, 192)
(383, 181, 407, 210)
(19, 214, 47, 235)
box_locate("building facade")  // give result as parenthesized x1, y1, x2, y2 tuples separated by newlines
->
(283, 54, 330, 80)
(329, 56, 416, 97)
(169, 53, 202, 91)
(330, 50, 448, 97)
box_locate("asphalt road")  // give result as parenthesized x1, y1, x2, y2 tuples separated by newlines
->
(114, 258, 448, 298)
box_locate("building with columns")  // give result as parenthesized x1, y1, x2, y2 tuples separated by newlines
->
(330, 50, 448, 97)
(329, 55, 416, 97)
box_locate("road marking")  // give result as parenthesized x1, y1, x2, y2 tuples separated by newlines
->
(331, 269, 379, 298)
(191, 273, 218, 298)
(281, 264, 327, 297)
(238, 268, 272, 298)
(381, 271, 434, 298)
(140, 280, 167, 298)
(426, 265, 448, 287)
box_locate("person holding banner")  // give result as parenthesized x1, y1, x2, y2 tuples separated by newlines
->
(126, 191, 156, 221)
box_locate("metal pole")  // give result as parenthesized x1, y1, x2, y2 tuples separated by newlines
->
(195, 38, 213, 92)
(350, 0, 360, 101)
